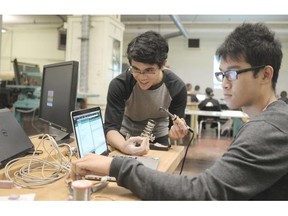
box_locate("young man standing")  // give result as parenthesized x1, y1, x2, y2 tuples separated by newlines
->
(70, 23, 288, 200)
(104, 31, 189, 156)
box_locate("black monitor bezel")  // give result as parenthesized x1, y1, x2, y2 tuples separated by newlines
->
(38, 60, 79, 139)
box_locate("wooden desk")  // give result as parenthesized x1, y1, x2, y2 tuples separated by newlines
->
(0, 137, 185, 200)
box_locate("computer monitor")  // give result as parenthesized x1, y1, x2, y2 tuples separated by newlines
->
(39, 61, 79, 143)
(196, 94, 206, 102)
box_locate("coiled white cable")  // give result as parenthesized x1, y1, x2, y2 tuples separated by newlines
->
(4, 134, 73, 188)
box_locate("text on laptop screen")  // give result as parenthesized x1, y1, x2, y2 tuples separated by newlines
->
(73, 110, 107, 157)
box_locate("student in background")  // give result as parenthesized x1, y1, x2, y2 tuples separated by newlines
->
(198, 87, 221, 111)
(186, 83, 193, 102)
(186, 83, 199, 103)
(194, 85, 200, 94)
(278, 90, 288, 104)
(104, 31, 189, 156)
(70, 23, 288, 200)
(193, 84, 206, 102)
(186, 83, 193, 93)
(198, 87, 221, 129)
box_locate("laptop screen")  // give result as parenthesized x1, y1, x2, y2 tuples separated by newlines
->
(71, 107, 108, 158)
(71, 107, 159, 170)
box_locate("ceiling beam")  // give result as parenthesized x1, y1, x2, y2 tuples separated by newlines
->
(169, 15, 189, 39)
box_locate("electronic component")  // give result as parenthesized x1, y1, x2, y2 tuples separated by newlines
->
(71, 180, 93, 201)
(67, 178, 109, 200)
(140, 119, 170, 151)
(140, 119, 156, 142)
(149, 143, 170, 151)
(85, 175, 116, 182)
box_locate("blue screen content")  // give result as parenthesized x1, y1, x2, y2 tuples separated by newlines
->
(73, 110, 107, 157)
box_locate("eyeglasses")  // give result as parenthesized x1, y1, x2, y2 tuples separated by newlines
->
(215, 65, 266, 82)
(129, 66, 158, 76)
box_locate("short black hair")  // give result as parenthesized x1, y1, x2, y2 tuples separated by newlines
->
(216, 23, 283, 90)
(126, 31, 169, 68)
(280, 91, 287, 98)
(205, 87, 214, 97)
(194, 85, 200, 91)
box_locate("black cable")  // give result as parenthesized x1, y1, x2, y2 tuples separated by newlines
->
(158, 107, 195, 174)
(179, 129, 194, 175)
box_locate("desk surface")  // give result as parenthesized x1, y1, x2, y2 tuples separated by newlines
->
(185, 109, 248, 118)
(0, 136, 185, 201)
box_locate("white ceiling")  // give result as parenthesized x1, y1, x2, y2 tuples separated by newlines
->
(120, 15, 288, 39)
(3, 15, 288, 25)
(120, 15, 288, 23)
(2, 15, 288, 39)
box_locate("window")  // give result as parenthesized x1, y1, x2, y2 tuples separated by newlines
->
(58, 30, 67, 50)
(213, 56, 222, 89)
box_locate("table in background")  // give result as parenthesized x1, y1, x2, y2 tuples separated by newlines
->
(185, 109, 249, 137)
(185, 102, 199, 135)
(0, 136, 185, 200)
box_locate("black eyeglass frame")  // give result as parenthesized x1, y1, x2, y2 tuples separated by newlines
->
(129, 66, 158, 76)
(215, 65, 266, 82)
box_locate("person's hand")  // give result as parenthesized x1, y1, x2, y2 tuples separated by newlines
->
(120, 136, 149, 156)
(69, 153, 113, 181)
(169, 117, 189, 140)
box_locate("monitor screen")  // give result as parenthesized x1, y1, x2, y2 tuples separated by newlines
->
(39, 61, 79, 142)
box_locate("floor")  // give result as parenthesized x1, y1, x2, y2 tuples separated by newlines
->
(20, 111, 232, 177)
(174, 127, 231, 176)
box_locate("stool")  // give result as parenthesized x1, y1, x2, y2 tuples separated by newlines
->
(199, 118, 221, 139)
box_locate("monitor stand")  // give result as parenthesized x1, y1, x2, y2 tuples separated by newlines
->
(48, 125, 73, 144)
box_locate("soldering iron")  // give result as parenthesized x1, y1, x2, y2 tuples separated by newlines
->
(159, 107, 193, 133)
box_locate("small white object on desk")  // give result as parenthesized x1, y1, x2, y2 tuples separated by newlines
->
(0, 193, 35, 201)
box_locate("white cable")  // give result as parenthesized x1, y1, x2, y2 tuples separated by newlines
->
(30, 107, 43, 134)
(4, 134, 73, 188)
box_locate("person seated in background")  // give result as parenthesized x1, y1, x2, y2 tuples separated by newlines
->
(186, 83, 193, 102)
(194, 85, 200, 94)
(186, 83, 193, 93)
(186, 83, 199, 103)
(198, 87, 222, 129)
(278, 90, 288, 104)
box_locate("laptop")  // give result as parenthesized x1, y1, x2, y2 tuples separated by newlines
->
(0, 108, 34, 168)
(70, 106, 159, 171)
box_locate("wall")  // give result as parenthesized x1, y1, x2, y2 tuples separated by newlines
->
(1, 16, 288, 103)
(168, 33, 288, 99)
(0, 24, 66, 77)
(123, 26, 288, 100)
(65, 15, 124, 105)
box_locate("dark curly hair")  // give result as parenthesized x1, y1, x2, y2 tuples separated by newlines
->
(126, 31, 169, 68)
